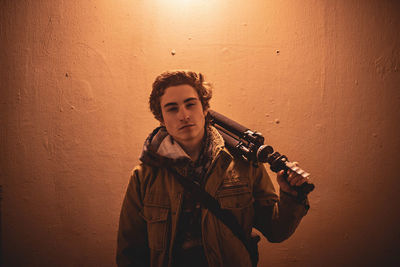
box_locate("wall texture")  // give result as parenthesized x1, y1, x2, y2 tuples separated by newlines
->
(1, 0, 399, 266)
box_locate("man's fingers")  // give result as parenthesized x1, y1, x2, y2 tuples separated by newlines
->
(286, 170, 297, 182)
(279, 169, 307, 187)
(295, 177, 306, 186)
(287, 171, 305, 186)
(277, 170, 286, 181)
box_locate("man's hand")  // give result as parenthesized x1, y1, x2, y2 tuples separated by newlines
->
(276, 163, 309, 197)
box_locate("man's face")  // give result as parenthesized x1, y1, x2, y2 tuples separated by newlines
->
(160, 84, 207, 147)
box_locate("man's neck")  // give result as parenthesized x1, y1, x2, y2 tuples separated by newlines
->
(179, 140, 203, 162)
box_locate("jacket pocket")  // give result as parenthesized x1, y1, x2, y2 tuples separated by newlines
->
(141, 194, 170, 251)
(217, 184, 253, 209)
(216, 184, 254, 238)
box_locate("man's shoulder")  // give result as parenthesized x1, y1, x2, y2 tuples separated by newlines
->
(130, 163, 161, 177)
(222, 148, 255, 170)
(215, 148, 257, 179)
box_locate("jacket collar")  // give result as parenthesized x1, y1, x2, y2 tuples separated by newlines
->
(139, 125, 226, 168)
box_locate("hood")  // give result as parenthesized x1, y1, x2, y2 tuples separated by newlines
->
(139, 125, 225, 170)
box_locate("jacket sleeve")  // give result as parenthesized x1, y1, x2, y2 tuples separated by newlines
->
(252, 163, 309, 243)
(116, 166, 150, 267)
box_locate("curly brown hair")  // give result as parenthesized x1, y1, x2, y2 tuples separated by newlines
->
(149, 70, 213, 122)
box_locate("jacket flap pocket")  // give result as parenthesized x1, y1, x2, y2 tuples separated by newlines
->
(217, 187, 253, 209)
(142, 193, 170, 223)
(141, 206, 169, 223)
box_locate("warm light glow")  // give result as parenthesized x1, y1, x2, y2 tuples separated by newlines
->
(159, 0, 203, 8)
(157, 0, 218, 12)
(168, 0, 197, 3)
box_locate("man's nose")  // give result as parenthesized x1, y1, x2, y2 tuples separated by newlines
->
(178, 107, 190, 121)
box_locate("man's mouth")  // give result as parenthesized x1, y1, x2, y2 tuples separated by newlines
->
(179, 124, 195, 130)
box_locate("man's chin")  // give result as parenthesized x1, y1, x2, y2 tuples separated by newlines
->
(174, 131, 203, 144)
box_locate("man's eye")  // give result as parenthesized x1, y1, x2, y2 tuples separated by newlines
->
(167, 107, 178, 112)
(186, 103, 196, 108)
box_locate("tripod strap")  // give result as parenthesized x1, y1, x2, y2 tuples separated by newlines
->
(167, 167, 259, 267)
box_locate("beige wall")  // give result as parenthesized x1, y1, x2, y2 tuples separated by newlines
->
(1, 0, 399, 266)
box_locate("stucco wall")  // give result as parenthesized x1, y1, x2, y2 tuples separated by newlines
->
(1, 0, 399, 266)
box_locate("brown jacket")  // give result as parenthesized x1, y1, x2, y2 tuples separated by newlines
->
(116, 127, 309, 267)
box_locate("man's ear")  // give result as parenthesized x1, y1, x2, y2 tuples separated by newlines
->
(203, 108, 208, 117)
(160, 119, 165, 126)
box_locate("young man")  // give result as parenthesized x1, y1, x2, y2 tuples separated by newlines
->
(117, 70, 311, 267)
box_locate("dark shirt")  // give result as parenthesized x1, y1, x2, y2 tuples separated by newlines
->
(173, 137, 211, 267)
